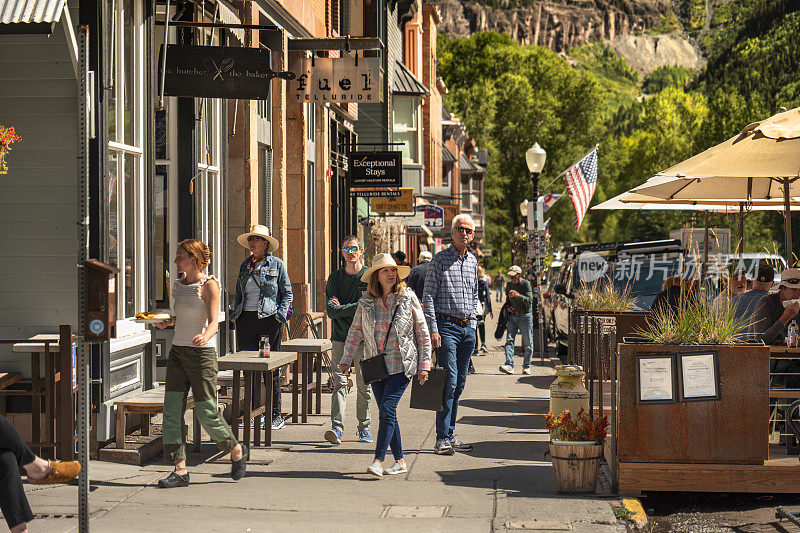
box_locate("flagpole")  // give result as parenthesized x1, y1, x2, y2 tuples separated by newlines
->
(541, 144, 599, 195)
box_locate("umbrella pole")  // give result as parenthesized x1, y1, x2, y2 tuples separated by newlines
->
(785, 177, 793, 265)
(739, 203, 744, 260)
(704, 210, 709, 288)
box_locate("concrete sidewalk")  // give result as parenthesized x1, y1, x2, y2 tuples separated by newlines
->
(20, 315, 620, 532)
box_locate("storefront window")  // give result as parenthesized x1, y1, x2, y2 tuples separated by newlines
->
(108, 0, 143, 320)
(442, 163, 451, 187)
(154, 166, 169, 306)
(393, 96, 419, 163)
(461, 177, 471, 210)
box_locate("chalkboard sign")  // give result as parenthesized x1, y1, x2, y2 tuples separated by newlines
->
(349, 151, 402, 188)
(163, 45, 272, 99)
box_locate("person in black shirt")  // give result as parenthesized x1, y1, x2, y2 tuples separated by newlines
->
(407, 250, 432, 300)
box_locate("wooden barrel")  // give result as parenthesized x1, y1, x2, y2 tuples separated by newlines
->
(549, 441, 603, 493)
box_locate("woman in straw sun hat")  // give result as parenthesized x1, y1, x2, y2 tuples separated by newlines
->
(231, 224, 293, 430)
(338, 253, 432, 477)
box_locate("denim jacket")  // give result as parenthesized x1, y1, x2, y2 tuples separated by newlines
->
(232, 254, 293, 323)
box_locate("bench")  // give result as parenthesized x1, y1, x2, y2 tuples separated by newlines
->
(113, 387, 201, 450)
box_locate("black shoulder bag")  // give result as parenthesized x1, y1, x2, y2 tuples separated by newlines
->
(359, 305, 399, 384)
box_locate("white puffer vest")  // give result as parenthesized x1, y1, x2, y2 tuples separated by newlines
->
(359, 287, 419, 379)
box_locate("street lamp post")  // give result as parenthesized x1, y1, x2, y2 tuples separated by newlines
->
(525, 143, 547, 363)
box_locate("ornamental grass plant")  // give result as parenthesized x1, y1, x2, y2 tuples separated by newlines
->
(573, 281, 639, 313)
(637, 291, 749, 345)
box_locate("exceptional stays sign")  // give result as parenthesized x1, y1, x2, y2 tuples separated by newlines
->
(163, 45, 273, 99)
(288, 56, 381, 103)
(349, 151, 402, 188)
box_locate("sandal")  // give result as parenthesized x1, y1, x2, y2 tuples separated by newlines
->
(30, 460, 81, 485)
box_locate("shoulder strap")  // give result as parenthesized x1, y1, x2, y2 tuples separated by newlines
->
(249, 272, 276, 302)
(381, 304, 401, 352)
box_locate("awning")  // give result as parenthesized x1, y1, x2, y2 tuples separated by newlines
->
(393, 60, 429, 97)
(1, 0, 66, 33)
(442, 145, 456, 164)
(461, 153, 479, 173)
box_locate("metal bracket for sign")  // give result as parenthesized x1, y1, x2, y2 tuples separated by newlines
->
(288, 36, 383, 52)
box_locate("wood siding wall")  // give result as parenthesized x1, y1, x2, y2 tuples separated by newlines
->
(0, 12, 78, 372)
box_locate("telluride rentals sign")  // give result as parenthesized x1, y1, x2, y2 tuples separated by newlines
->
(288, 57, 381, 102)
(163, 45, 274, 99)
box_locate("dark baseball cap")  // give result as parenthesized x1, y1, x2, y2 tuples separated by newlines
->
(755, 263, 775, 283)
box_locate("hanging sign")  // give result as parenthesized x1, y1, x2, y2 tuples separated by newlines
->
(349, 151, 402, 188)
(288, 56, 381, 102)
(163, 45, 274, 99)
(417, 205, 444, 228)
(371, 188, 414, 213)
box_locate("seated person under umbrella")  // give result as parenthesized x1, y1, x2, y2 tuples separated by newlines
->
(749, 267, 800, 388)
(649, 274, 697, 319)
(731, 262, 774, 332)
(749, 267, 800, 345)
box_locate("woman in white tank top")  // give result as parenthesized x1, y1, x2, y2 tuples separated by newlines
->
(155, 239, 248, 488)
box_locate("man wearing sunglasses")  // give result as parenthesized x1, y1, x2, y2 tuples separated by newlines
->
(422, 214, 479, 456)
(750, 267, 800, 347)
(324, 236, 373, 445)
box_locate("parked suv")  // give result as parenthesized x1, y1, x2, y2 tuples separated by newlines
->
(549, 239, 684, 354)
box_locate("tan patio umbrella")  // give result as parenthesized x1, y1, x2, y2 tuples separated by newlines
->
(622, 106, 800, 259)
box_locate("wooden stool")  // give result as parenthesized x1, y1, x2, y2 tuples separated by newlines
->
(112, 387, 200, 451)
(281, 339, 332, 423)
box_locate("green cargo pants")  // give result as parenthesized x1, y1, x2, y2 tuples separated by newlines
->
(163, 345, 238, 462)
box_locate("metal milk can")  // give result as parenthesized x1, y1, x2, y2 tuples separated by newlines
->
(549, 365, 590, 420)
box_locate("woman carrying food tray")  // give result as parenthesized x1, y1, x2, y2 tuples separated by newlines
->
(155, 239, 247, 488)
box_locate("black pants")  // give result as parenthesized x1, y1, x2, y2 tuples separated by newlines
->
(477, 323, 486, 346)
(236, 311, 284, 417)
(1, 414, 35, 529)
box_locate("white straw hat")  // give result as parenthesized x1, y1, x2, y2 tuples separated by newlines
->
(361, 253, 412, 283)
(237, 224, 279, 253)
(507, 265, 523, 277)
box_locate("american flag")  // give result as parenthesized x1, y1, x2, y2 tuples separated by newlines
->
(561, 147, 598, 230)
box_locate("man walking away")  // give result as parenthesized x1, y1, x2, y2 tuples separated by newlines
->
(499, 265, 534, 375)
(423, 214, 479, 455)
(407, 250, 433, 301)
(324, 236, 372, 445)
(493, 272, 505, 302)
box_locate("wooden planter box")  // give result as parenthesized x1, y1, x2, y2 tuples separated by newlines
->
(617, 343, 769, 465)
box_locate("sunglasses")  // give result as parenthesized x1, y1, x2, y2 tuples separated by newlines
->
(453, 226, 474, 235)
(784, 278, 800, 285)
(342, 246, 361, 253)
(247, 236, 266, 242)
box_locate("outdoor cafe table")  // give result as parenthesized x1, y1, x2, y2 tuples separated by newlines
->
(216, 351, 297, 447)
(281, 338, 332, 423)
(768, 346, 800, 398)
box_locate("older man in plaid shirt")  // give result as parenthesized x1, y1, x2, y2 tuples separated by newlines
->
(422, 214, 479, 455)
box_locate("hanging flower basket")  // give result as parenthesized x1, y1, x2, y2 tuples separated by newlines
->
(0, 125, 22, 175)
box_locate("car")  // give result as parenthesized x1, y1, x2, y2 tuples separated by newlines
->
(550, 239, 684, 354)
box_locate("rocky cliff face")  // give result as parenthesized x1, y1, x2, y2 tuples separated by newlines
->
(432, 0, 704, 71)
(433, 0, 673, 50)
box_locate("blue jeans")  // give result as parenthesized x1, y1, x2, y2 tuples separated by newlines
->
(505, 312, 533, 369)
(435, 320, 476, 440)
(371, 372, 410, 461)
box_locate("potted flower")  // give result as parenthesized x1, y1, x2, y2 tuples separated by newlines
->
(0, 125, 22, 174)
(544, 407, 608, 493)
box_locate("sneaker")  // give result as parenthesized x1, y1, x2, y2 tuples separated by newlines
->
(522, 367, 533, 375)
(230, 444, 249, 481)
(499, 364, 514, 374)
(157, 471, 189, 488)
(450, 437, 473, 452)
(468, 361, 476, 374)
(479, 345, 488, 354)
(325, 427, 342, 445)
(358, 429, 374, 443)
(384, 462, 408, 475)
(367, 462, 383, 477)
(272, 415, 286, 430)
(434, 439, 455, 455)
